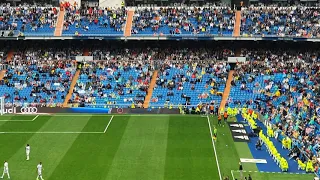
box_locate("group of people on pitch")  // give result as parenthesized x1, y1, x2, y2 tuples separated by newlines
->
(1, 144, 45, 180)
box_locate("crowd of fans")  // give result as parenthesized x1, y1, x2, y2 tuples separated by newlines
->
(230, 46, 320, 173)
(0, 39, 320, 174)
(241, 6, 320, 37)
(69, 46, 234, 107)
(0, 45, 83, 107)
(63, 6, 126, 34)
(2, 3, 320, 37)
(70, 59, 152, 107)
(0, 4, 59, 32)
(150, 48, 233, 106)
(132, 7, 234, 35)
(88, 47, 234, 61)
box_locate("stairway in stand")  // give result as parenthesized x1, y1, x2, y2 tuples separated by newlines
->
(62, 48, 88, 107)
(54, 8, 65, 36)
(143, 70, 158, 108)
(124, 8, 135, 37)
(219, 70, 234, 112)
(233, 10, 241, 37)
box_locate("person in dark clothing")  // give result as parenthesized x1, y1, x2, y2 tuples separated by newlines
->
(255, 139, 262, 150)
(239, 162, 243, 179)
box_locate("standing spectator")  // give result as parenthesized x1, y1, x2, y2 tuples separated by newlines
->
(223, 110, 228, 126)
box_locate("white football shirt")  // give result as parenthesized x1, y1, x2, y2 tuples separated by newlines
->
(4, 162, 8, 170)
(37, 164, 42, 172)
(26, 146, 30, 152)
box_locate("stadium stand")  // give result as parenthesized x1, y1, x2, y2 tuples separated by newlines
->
(241, 6, 320, 37)
(228, 44, 320, 175)
(0, 4, 59, 36)
(62, 7, 127, 36)
(0, 42, 85, 106)
(0, 1, 320, 176)
(150, 59, 230, 107)
(132, 7, 235, 36)
(70, 57, 152, 108)
(66, 44, 234, 108)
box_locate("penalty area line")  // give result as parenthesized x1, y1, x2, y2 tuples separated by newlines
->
(0, 115, 39, 122)
(32, 115, 39, 121)
(0, 131, 104, 134)
(231, 170, 235, 180)
(104, 115, 114, 133)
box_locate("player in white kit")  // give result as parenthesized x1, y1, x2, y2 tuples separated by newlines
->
(36, 162, 44, 180)
(0, 161, 10, 179)
(26, 144, 30, 160)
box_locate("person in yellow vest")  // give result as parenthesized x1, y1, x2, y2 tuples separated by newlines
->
(195, 106, 200, 114)
(121, 1, 125, 7)
(169, 104, 173, 109)
(287, 138, 292, 149)
(282, 137, 289, 149)
(178, 104, 183, 114)
(297, 158, 306, 170)
(280, 157, 288, 171)
(267, 127, 274, 137)
(306, 160, 314, 172)
(131, 103, 135, 108)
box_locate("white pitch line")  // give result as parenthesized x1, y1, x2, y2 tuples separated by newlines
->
(0, 131, 104, 134)
(0, 119, 34, 122)
(231, 170, 235, 180)
(32, 115, 39, 121)
(206, 115, 222, 180)
(0, 115, 39, 122)
(104, 115, 114, 133)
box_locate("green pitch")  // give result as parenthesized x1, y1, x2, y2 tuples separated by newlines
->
(0, 114, 315, 180)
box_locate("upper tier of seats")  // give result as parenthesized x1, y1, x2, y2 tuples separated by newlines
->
(62, 7, 126, 36)
(241, 6, 320, 37)
(0, 5, 59, 36)
(132, 7, 235, 36)
(2, 4, 320, 38)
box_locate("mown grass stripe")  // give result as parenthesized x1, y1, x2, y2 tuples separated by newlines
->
(4, 115, 92, 180)
(164, 116, 218, 180)
(0, 116, 51, 166)
(48, 115, 129, 180)
(105, 116, 169, 180)
(209, 116, 249, 179)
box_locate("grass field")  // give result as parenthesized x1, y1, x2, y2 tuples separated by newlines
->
(0, 114, 315, 180)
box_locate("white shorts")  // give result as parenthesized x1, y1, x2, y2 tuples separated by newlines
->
(38, 171, 42, 176)
(26, 151, 30, 155)
(4, 169, 8, 173)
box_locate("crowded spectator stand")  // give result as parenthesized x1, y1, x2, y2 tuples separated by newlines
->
(228, 48, 320, 175)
